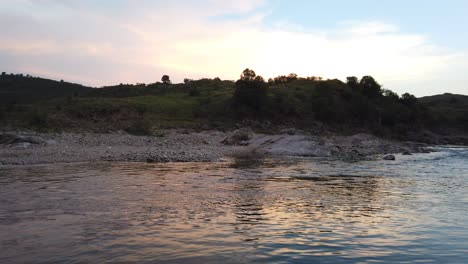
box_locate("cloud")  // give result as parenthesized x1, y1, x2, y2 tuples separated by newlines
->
(0, 0, 464, 95)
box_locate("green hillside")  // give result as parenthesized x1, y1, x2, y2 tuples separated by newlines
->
(1, 70, 467, 141)
(0, 73, 93, 104)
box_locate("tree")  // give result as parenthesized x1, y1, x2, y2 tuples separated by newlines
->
(383, 89, 399, 101)
(254, 75, 265, 82)
(240, 68, 256, 81)
(359, 75, 382, 98)
(161, 75, 171, 84)
(346, 76, 359, 91)
(287, 73, 298, 82)
(400, 93, 417, 106)
(233, 69, 268, 118)
(274, 75, 288, 84)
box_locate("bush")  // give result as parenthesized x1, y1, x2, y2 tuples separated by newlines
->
(27, 111, 49, 128)
(189, 87, 200, 97)
(0, 106, 5, 120)
(126, 119, 153, 136)
(232, 77, 268, 118)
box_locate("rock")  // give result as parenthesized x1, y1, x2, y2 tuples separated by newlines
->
(221, 128, 254, 145)
(200, 124, 210, 130)
(238, 141, 250, 146)
(248, 135, 333, 157)
(402, 151, 412, 155)
(46, 140, 58, 145)
(419, 148, 432, 153)
(383, 154, 396, 160)
(0, 134, 44, 146)
(279, 128, 297, 135)
(17, 142, 31, 149)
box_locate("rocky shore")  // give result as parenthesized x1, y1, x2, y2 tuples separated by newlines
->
(0, 130, 239, 166)
(0, 129, 433, 166)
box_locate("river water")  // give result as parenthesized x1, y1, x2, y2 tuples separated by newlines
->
(1, 147, 467, 263)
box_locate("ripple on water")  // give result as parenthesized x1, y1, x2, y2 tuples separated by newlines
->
(0, 148, 468, 263)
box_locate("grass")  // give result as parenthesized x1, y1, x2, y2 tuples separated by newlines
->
(3, 87, 235, 132)
(2, 75, 467, 137)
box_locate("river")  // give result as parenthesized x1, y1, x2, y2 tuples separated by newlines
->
(1, 147, 467, 263)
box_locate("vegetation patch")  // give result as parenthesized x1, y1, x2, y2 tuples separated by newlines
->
(1, 70, 467, 139)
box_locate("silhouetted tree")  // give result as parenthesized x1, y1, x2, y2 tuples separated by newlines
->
(346, 76, 359, 91)
(161, 75, 171, 84)
(274, 75, 288, 84)
(254, 75, 265, 82)
(233, 69, 268, 118)
(359, 76, 382, 98)
(287, 73, 298, 82)
(400, 93, 417, 106)
(240, 68, 256, 81)
(383, 89, 399, 101)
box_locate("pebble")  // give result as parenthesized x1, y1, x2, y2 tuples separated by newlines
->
(0, 130, 433, 166)
(0, 130, 232, 165)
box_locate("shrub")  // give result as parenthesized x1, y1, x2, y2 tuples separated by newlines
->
(232, 69, 268, 119)
(27, 111, 49, 128)
(126, 119, 153, 136)
(189, 87, 200, 97)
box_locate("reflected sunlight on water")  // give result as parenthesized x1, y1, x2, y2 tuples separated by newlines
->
(0, 147, 467, 263)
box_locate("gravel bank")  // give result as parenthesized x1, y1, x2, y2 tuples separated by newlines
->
(0, 130, 239, 165)
(0, 129, 433, 166)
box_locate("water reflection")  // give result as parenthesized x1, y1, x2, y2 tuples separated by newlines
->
(1, 148, 468, 263)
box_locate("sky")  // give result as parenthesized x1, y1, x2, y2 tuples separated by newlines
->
(1, 0, 467, 96)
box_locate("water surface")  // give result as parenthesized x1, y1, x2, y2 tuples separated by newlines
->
(1, 147, 467, 263)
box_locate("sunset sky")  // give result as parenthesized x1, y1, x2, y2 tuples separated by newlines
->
(1, 0, 467, 96)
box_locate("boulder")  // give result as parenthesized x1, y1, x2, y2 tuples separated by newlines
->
(248, 135, 335, 157)
(221, 128, 254, 145)
(0, 134, 44, 145)
(279, 128, 297, 135)
(383, 154, 396, 160)
(419, 148, 432, 153)
(402, 151, 412, 155)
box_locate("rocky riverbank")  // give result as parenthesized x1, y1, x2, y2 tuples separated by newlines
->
(0, 130, 240, 165)
(0, 129, 433, 166)
(222, 128, 432, 159)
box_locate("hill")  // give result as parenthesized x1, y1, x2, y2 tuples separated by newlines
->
(419, 93, 468, 108)
(0, 70, 467, 144)
(418, 93, 468, 132)
(0, 73, 93, 104)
